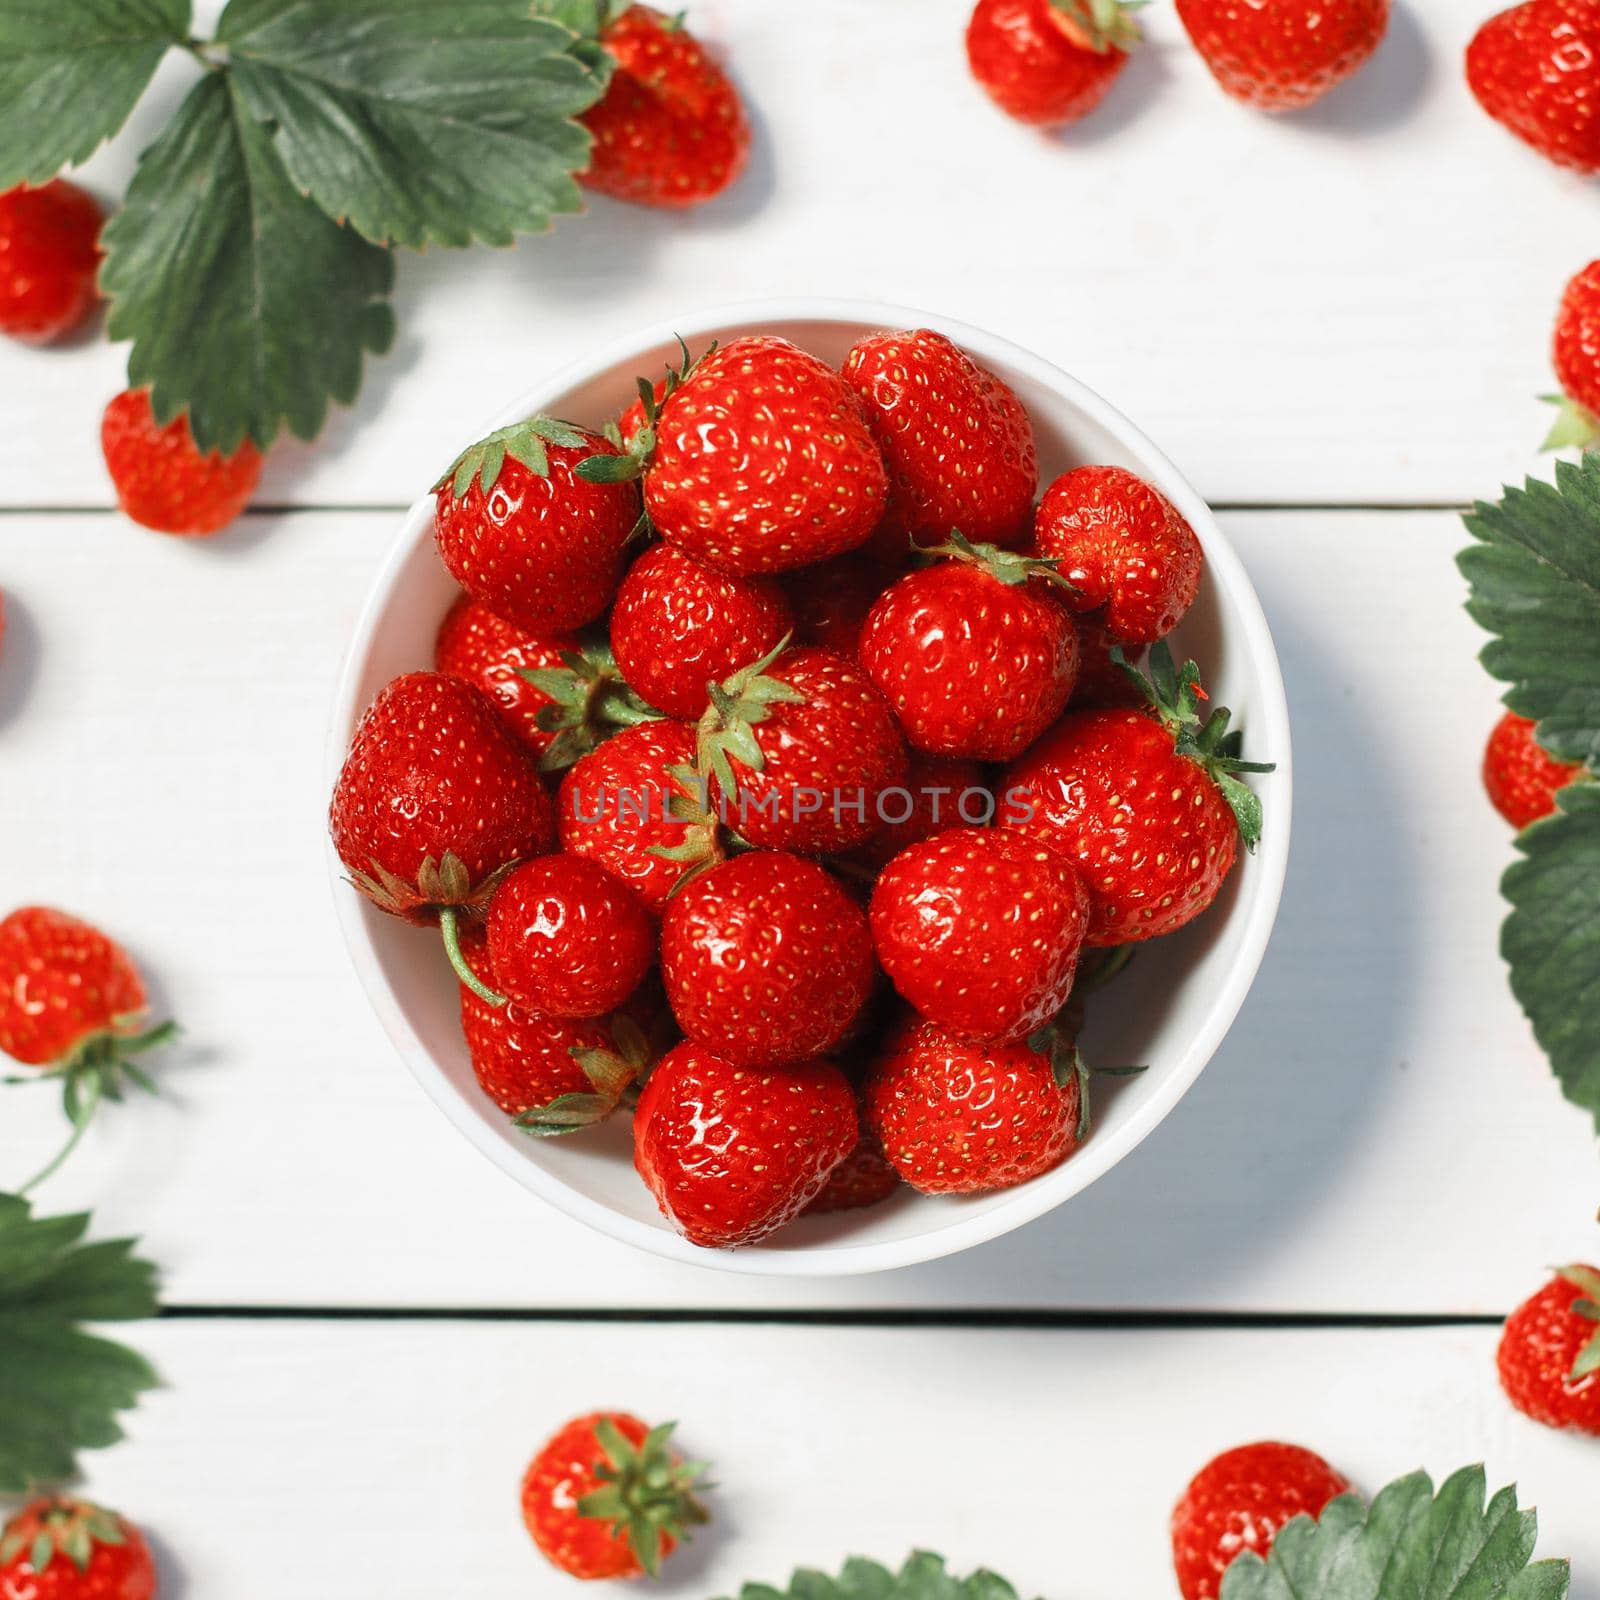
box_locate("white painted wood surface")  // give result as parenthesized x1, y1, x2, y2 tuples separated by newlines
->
(3, 511, 1593, 1311)
(68, 1321, 1599, 1598)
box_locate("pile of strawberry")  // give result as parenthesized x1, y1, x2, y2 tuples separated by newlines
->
(329, 326, 1273, 1250)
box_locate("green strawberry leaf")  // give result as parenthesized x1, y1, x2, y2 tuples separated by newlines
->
(1220, 1467, 1568, 1600)
(218, 0, 610, 252)
(0, 0, 190, 189)
(101, 71, 396, 454)
(1458, 456, 1600, 769)
(717, 1552, 1033, 1600)
(0, 1194, 160, 1494)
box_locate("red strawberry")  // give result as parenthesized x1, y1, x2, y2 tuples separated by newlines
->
(1544, 260, 1600, 450)
(0, 180, 103, 344)
(584, 338, 889, 575)
(859, 534, 1080, 761)
(329, 673, 554, 973)
(864, 1015, 1086, 1193)
(1468, 0, 1600, 174)
(634, 1042, 858, 1246)
(580, 6, 750, 209)
(660, 852, 874, 1068)
(1483, 711, 1582, 828)
(1171, 1443, 1352, 1600)
(841, 328, 1038, 553)
(523, 1412, 709, 1579)
(806, 1126, 902, 1213)
(101, 389, 262, 537)
(782, 550, 891, 657)
(0, 1497, 156, 1600)
(485, 855, 654, 1018)
(870, 827, 1089, 1043)
(558, 720, 723, 911)
(850, 751, 989, 872)
(434, 416, 639, 634)
(1033, 465, 1203, 646)
(1002, 645, 1272, 945)
(697, 644, 908, 854)
(1176, 0, 1389, 111)
(610, 542, 793, 719)
(1071, 614, 1147, 708)
(1497, 1266, 1600, 1435)
(966, 0, 1142, 126)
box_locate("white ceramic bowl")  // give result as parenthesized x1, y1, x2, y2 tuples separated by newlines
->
(328, 298, 1292, 1278)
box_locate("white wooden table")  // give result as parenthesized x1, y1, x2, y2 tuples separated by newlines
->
(2, 1, 1596, 1593)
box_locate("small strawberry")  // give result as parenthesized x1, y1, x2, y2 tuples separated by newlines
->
(1544, 260, 1600, 450)
(966, 0, 1143, 127)
(870, 827, 1089, 1043)
(0, 180, 103, 344)
(1483, 711, 1583, 828)
(101, 389, 263, 537)
(634, 1042, 858, 1246)
(581, 338, 889, 575)
(841, 328, 1038, 553)
(1468, 0, 1600, 174)
(580, 6, 750, 209)
(864, 1015, 1087, 1193)
(1171, 1442, 1352, 1600)
(660, 852, 875, 1068)
(1176, 0, 1389, 111)
(610, 541, 793, 719)
(859, 533, 1080, 761)
(1497, 1266, 1600, 1435)
(559, 720, 723, 911)
(696, 643, 908, 854)
(806, 1126, 902, 1214)
(1033, 464, 1203, 646)
(849, 751, 989, 872)
(484, 855, 654, 1017)
(1002, 644, 1273, 945)
(329, 673, 554, 992)
(0, 1497, 156, 1600)
(523, 1412, 709, 1579)
(782, 550, 892, 657)
(434, 416, 639, 634)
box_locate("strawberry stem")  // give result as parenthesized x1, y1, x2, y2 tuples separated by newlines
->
(439, 907, 506, 1008)
(18, 1079, 101, 1196)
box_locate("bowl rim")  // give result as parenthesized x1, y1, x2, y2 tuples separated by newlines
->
(326, 295, 1294, 1278)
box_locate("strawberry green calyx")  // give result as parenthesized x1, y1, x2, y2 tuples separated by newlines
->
(575, 1418, 712, 1578)
(1540, 394, 1600, 454)
(0, 1498, 128, 1575)
(576, 337, 713, 486)
(925, 528, 1078, 594)
(1049, 0, 1146, 53)
(648, 762, 726, 896)
(522, 638, 665, 773)
(1026, 1021, 1145, 1141)
(1558, 1264, 1600, 1379)
(1112, 641, 1276, 851)
(516, 1013, 658, 1137)
(437, 414, 592, 499)
(694, 635, 806, 801)
(348, 850, 516, 924)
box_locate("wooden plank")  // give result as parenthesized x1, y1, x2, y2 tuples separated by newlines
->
(1, 508, 1591, 1311)
(0, 0, 1588, 509)
(72, 1320, 1597, 1599)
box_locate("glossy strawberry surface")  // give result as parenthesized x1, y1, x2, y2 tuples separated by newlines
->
(1552, 259, 1600, 424)
(646, 337, 889, 574)
(1497, 1269, 1600, 1434)
(661, 852, 874, 1068)
(0, 1497, 156, 1600)
(1482, 711, 1581, 829)
(634, 1043, 858, 1246)
(966, 0, 1135, 126)
(0, 180, 103, 344)
(1467, 0, 1600, 173)
(842, 328, 1037, 553)
(610, 542, 792, 719)
(0, 908, 146, 1067)
(870, 827, 1089, 1043)
(1176, 0, 1388, 111)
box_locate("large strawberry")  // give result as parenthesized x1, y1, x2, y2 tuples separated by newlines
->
(0, 179, 104, 344)
(1170, 1442, 1352, 1600)
(434, 415, 639, 633)
(696, 643, 908, 854)
(1497, 1266, 1600, 1435)
(1176, 0, 1389, 111)
(580, 6, 750, 209)
(609, 541, 793, 719)
(1033, 464, 1203, 646)
(634, 1042, 858, 1246)
(966, 0, 1143, 127)
(859, 533, 1080, 761)
(660, 852, 874, 1067)
(841, 328, 1038, 553)
(0, 1497, 156, 1600)
(1468, 0, 1600, 174)
(558, 720, 723, 911)
(580, 337, 889, 575)
(869, 828, 1089, 1043)
(1002, 644, 1273, 945)
(522, 1412, 709, 1578)
(864, 1015, 1087, 1193)
(1482, 711, 1582, 828)
(1544, 259, 1600, 451)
